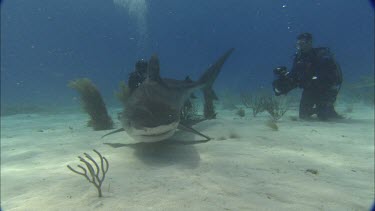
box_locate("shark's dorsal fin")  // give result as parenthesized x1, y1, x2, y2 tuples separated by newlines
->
(198, 48, 235, 88)
(177, 123, 211, 141)
(101, 128, 125, 139)
(147, 54, 163, 83)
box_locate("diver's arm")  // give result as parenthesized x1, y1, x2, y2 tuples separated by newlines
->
(272, 66, 298, 96)
(288, 55, 301, 85)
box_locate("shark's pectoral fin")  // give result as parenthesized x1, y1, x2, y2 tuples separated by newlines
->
(103, 142, 128, 148)
(178, 123, 211, 141)
(101, 128, 125, 139)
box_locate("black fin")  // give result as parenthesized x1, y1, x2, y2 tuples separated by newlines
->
(202, 88, 218, 100)
(101, 128, 125, 139)
(147, 54, 162, 82)
(198, 48, 235, 88)
(198, 48, 234, 103)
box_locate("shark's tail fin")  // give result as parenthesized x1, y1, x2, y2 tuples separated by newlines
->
(198, 48, 235, 99)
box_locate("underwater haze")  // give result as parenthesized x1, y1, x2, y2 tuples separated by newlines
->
(1, 1, 375, 210)
(1, 0, 373, 107)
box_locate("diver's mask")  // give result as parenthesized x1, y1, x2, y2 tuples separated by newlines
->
(296, 39, 312, 53)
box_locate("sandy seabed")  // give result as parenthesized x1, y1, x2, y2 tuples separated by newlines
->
(1, 104, 374, 211)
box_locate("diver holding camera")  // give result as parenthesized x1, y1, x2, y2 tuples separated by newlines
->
(272, 33, 343, 120)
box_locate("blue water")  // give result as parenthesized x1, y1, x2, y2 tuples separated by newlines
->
(1, 0, 374, 107)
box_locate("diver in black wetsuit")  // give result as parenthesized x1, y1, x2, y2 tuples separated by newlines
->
(272, 33, 343, 120)
(128, 59, 148, 93)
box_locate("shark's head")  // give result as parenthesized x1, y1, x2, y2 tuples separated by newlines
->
(121, 88, 183, 142)
(122, 117, 179, 143)
(121, 54, 189, 142)
(118, 49, 234, 143)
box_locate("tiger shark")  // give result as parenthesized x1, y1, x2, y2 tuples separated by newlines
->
(103, 48, 234, 143)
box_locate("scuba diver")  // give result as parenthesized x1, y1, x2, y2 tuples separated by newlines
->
(128, 59, 148, 93)
(272, 32, 343, 120)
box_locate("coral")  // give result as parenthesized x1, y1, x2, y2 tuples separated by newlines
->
(114, 81, 131, 107)
(240, 93, 267, 117)
(180, 99, 204, 126)
(67, 149, 109, 197)
(220, 90, 239, 110)
(236, 108, 245, 118)
(305, 169, 319, 175)
(68, 78, 113, 130)
(263, 96, 288, 121)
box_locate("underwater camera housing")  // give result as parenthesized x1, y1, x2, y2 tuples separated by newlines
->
(273, 66, 288, 78)
(272, 66, 296, 96)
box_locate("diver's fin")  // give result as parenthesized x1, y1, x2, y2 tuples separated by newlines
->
(178, 123, 211, 141)
(101, 128, 125, 139)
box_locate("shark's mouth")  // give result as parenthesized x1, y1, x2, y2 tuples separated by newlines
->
(128, 122, 179, 143)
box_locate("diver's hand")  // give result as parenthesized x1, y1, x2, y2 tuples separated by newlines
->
(273, 87, 283, 96)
